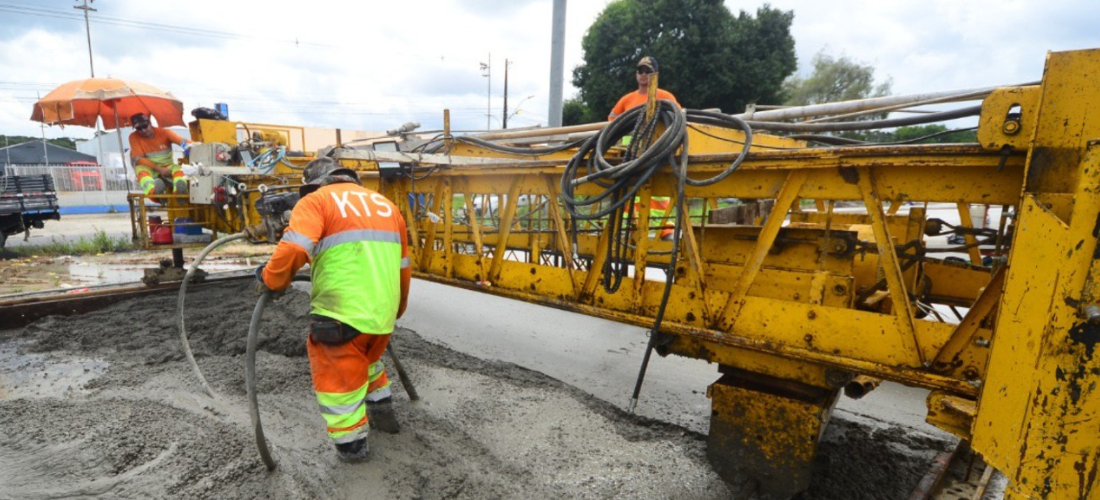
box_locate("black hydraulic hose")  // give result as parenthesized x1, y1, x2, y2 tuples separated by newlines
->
(628, 137, 689, 414)
(680, 110, 753, 186)
(178, 232, 248, 398)
(560, 101, 685, 220)
(454, 136, 586, 156)
(788, 126, 979, 146)
(247, 291, 277, 471)
(739, 105, 983, 133)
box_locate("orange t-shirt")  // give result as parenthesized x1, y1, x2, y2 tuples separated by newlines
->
(608, 88, 680, 120)
(129, 127, 184, 168)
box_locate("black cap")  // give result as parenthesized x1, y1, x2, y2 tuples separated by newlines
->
(299, 157, 361, 197)
(130, 113, 150, 128)
(637, 56, 659, 73)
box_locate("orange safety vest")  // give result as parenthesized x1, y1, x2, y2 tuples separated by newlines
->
(633, 196, 675, 240)
(129, 127, 184, 168)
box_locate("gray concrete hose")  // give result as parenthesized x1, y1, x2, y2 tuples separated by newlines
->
(248, 291, 278, 471)
(177, 232, 248, 398)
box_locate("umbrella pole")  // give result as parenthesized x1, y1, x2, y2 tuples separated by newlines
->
(94, 121, 115, 213)
(112, 105, 133, 193)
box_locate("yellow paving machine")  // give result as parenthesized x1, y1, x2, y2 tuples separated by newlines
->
(121, 48, 1100, 499)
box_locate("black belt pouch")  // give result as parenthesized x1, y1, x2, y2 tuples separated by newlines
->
(309, 315, 360, 345)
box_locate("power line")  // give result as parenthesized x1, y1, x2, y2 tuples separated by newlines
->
(0, 3, 485, 64)
(0, 3, 334, 49)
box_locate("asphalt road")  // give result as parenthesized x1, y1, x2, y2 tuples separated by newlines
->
(396, 279, 944, 436)
(5, 212, 134, 248)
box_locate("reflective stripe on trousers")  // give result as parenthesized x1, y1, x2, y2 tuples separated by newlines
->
(134, 164, 186, 196)
(307, 332, 392, 443)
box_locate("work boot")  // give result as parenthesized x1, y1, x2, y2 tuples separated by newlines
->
(368, 397, 401, 434)
(335, 438, 370, 463)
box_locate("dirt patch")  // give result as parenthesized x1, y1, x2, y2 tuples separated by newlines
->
(0, 242, 266, 296)
(0, 281, 955, 499)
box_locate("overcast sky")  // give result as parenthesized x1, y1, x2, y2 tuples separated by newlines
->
(0, 0, 1095, 141)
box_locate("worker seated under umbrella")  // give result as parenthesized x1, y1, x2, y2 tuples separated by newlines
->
(128, 112, 195, 199)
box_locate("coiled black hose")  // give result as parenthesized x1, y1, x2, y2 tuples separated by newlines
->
(558, 102, 754, 411)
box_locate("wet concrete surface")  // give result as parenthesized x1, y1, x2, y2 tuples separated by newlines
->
(0, 280, 971, 500)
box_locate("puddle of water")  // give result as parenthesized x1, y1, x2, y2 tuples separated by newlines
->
(0, 340, 107, 400)
(66, 261, 252, 287)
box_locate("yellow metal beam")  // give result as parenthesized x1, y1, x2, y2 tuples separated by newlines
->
(857, 167, 924, 366)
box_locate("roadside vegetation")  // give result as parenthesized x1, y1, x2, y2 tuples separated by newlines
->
(9, 230, 133, 257)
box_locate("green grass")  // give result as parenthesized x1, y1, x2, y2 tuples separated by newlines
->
(10, 230, 134, 257)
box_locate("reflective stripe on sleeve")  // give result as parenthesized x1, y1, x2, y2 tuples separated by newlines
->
(400, 256, 410, 269)
(281, 231, 315, 253)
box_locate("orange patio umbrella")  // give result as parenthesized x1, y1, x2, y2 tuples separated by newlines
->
(30, 77, 185, 192)
(30, 77, 184, 130)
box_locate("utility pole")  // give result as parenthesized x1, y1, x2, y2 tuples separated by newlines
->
(548, 0, 566, 127)
(74, 0, 97, 77)
(74, 0, 112, 209)
(480, 54, 491, 130)
(503, 59, 510, 129)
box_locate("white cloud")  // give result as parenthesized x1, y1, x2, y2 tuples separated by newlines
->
(0, 0, 1096, 142)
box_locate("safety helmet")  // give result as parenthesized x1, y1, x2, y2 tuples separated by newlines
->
(300, 157, 360, 196)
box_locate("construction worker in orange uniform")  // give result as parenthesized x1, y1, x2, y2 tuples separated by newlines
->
(634, 196, 675, 241)
(608, 56, 680, 120)
(256, 157, 411, 463)
(613, 56, 679, 240)
(128, 113, 194, 198)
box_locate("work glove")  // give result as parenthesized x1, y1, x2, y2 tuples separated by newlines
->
(254, 263, 285, 298)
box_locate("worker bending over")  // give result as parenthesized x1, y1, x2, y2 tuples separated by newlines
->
(128, 112, 194, 198)
(257, 157, 411, 463)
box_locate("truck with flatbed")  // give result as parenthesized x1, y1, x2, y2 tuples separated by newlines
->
(0, 173, 60, 248)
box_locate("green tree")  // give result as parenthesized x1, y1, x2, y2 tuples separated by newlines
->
(782, 51, 892, 107)
(572, 0, 797, 117)
(562, 97, 597, 126)
(0, 135, 78, 150)
(889, 125, 977, 144)
(781, 55, 978, 144)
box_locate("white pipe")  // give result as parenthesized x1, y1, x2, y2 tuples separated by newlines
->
(738, 83, 1036, 122)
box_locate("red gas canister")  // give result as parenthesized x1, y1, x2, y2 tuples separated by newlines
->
(149, 216, 173, 245)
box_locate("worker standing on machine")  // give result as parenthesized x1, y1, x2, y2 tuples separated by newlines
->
(610, 56, 679, 240)
(128, 112, 194, 198)
(256, 157, 411, 463)
(607, 56, 680, 120)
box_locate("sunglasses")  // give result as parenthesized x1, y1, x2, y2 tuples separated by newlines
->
(135, 124, 149, 131)
(636, 68, 653, 74)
